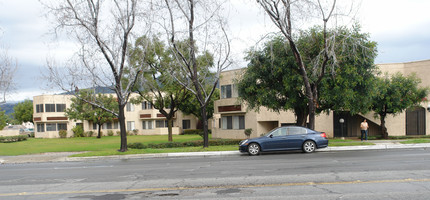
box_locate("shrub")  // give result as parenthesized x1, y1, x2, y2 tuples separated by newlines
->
(116, 131, 121, 136)
(107, 130, 114, 136)
(59, 130, 68, 138)
(128, 142, 146, 149)
(0, 135, 28, 143)
(72, 125, 84, 137)
(84, 131, 94, 137)
(183, 129, 201, 135)
(244, 128, 253, 138)
(133, 129, 138, 135)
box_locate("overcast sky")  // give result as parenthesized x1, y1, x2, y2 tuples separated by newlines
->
(1, 0, 429, 102)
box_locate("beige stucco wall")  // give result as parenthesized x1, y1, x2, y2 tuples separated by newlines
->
(315, 112, 334, 137)
(0, 129, 20, 137)
(214, 60, 430, 139)
(213, 68, 334, 140)
(33, 95, 79, 138)
(377, 60, 430, 136)
(33, 93, 200, 138)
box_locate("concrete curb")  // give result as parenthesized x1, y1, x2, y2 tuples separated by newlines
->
(1, 143, 430, 164)
(64, 151, 242, 162)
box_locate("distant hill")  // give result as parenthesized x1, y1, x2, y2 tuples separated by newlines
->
(0, 102, 18, 115)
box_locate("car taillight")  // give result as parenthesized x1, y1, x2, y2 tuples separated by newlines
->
(320, 132, 327, 138)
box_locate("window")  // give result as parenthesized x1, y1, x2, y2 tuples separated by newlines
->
(105, 122, 112, 129)
(126, 103, 134, 112)
(142, 120, 154, 130)
(156, 120, 168, 128)
(287, 127, 307, 135)
(222, 116, 232, 129)
(221, 115, 245, 130)
(114, 122, 119, 129)
(37, 124, 45, 132)
(56, 104, 66, 112)
(221, 85, 232, 99)
(46, 123, 56, 131)
(271, 127, 287, 137)
(36, 104, 44, 113)
(142, 101, 153, 110)
(238, 116, 245, 129)
(127, 121, 135, 131)
(93, 123, 98, 130)
(45, 104, 55, 112)
(182, 120, 191, 130)
(221, 84, 239, 99)
(57, 123, 67, 131)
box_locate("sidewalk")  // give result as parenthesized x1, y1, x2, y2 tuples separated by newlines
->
(1, 140, 429, 164)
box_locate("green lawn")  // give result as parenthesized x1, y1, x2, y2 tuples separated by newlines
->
(2, 135, 410, 157)
(328, 138, 374, 146)
(0, 135, 234, 156)
(400, 139, 430, 144)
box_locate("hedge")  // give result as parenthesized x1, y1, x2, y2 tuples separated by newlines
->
(182, 129, 212, 135)
(0, 135, 28, 143)
(128, 139, 242, 149)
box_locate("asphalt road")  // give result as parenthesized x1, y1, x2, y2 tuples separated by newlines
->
(1, 148, 430, 199)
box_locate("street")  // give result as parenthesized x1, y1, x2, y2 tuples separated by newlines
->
(1, 148, 430, 199)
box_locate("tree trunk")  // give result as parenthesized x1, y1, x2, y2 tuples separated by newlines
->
(201, 106, 209, 148)
(288, 40, 315, 130)
(118, 104, 128, 152)
(167, 118, 173, 142)
(380, 115, 388, 139)
(295, 107, 308, 127)
(97, 122, 102, 138)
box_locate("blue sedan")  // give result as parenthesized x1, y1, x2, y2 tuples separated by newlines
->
(239, 126, 328, 155)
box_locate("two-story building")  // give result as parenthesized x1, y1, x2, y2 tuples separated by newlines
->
(33, 93, 199, 138)
(212, 59, 430, 139)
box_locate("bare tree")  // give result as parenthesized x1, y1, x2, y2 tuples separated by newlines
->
(257, 0, 359, 130)
(162, 0, 232, 147)
(0, 45, 17, 104)
(43, 0, 152, 152)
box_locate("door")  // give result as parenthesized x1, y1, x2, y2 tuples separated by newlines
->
(333, 112, 349, 137)
(285, 126, 307, 149)
(406, 107, 425, 135)
(261, 127, 288, 151)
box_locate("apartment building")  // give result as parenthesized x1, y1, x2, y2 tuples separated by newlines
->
(33, 93, 199, 138)
(212, 59, 430, 139)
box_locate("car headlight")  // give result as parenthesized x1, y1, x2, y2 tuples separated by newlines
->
(240, 139, 248, 146)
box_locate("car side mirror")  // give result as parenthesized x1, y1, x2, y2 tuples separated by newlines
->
(269, 134, 273, 138)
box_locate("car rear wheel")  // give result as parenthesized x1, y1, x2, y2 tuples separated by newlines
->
(302, 140, 316, 153)
(247, 143, 260, 156)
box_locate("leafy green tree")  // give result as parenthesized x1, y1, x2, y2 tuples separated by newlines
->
(0, 110, 8, 130)
(129, 36, 193, 142)
(177, 88, 219, 127)
(65, 90, 118, 138)
(371, 73, 428, 138)
(258, 1, 373, 130)
(238, 35, 308, 126)
(13, 100, 33, 124)
(238, 26, 377, 126)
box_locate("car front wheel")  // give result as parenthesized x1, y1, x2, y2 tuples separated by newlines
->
(302, 140, 316, 153)
(247, 143, 260, 156)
